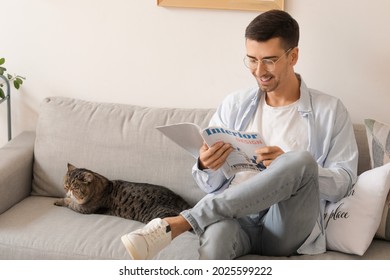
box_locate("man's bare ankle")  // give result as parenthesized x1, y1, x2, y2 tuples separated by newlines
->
(163, 216, 192, 239)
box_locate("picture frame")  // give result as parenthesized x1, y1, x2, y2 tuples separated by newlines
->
(157, 0, 284, 12)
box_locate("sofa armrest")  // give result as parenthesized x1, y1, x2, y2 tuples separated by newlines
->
(0, 131, 35, 214)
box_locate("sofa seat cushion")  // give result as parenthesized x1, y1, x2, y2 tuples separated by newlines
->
(0, 196, 199, 260)
(2, 196, 388, 260)
(238, 239, 390, 260)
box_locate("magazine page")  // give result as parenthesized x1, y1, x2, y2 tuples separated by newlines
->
(156, 123, 204, 158)
(157, 123, 266, 178)
(201, 126, 266, 177)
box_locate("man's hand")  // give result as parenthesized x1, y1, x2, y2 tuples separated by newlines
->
(198, 142, 234, 170)
(255, 146, 284, 167)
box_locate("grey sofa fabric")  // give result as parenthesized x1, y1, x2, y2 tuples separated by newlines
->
(32, 97, 213, 206)
(0, 96, 389, 260)
(0, 131, 34, 215)
(0, 196, 199, 259)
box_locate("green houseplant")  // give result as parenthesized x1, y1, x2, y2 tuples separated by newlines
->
(0, 57, 25, 141)
(0, 57, 25, 99)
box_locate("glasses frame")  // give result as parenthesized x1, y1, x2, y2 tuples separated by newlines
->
(243, 48, 293, 72)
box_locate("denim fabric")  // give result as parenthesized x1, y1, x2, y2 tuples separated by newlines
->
(182, 151, 320, 259)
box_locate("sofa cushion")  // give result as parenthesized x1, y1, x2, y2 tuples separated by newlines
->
(353, 124, 371, 175)
(324, 163, 390, 255)
(32, 97, 215, 206)
(0, 196, 199, 259)
(239, 239, 390, 259)
(365, 119, 390, 241)
(365, 119, 390, 168)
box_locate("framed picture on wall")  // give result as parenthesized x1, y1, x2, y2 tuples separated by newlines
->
(157, 0, 284, 12)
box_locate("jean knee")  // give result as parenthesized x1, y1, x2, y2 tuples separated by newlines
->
(199, 220, 250, 260)
(286, 151, 318, 177)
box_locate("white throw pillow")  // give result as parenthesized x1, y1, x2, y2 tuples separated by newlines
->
(324, 163, 390, 255)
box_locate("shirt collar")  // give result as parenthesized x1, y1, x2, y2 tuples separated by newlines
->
(255, 73, 312, 114)
(297, 76, 312, 114)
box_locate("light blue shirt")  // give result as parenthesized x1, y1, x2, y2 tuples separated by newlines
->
(192, 76, 358, 254)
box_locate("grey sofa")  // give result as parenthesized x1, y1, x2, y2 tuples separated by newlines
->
(1, 96, 389, 260)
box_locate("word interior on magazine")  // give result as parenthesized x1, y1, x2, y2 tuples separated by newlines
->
(204, 127, 266, 171)
(204, 127, 258, 140)
(204, 127, 264, 145)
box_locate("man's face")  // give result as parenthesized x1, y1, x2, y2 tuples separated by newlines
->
(245, 37, 296, 93)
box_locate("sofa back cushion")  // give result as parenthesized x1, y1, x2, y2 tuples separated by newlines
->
(32, 97, 215, 206)
(353, 123, 370, 175)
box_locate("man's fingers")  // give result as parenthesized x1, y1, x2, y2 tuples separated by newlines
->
(255, 146, 284, 166)
(207, 146, 234, 170)
(200, 142, 233, 170)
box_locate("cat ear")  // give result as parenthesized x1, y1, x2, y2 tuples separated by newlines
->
(67, 163, 76, 171)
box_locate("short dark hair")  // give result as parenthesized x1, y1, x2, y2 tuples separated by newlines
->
(245, 10, 299, 50)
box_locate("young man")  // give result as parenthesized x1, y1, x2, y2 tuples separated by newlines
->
(121, 10, 358, 259)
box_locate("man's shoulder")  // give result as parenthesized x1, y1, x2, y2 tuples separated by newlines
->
(300, 76, 342, 105)
(306, 87, 343, 106)
(308, 87, 338, 99)
(306, 87, 349, 117)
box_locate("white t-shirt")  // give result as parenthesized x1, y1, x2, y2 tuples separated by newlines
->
(230, 94, 308, 186)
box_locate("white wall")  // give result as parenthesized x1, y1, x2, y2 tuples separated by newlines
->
(1, 0, 390, 147)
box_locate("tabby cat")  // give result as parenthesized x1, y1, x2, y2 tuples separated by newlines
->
(54, 163, 190, 223)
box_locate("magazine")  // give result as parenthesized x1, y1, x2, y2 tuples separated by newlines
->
(156, 123, 266, 178)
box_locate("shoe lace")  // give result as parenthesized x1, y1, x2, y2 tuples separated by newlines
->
(140, 223, 167, 245)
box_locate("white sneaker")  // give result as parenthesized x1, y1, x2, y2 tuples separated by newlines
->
(121, 218, 172, 260)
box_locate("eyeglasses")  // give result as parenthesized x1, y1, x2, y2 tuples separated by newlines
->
(243, 48, 293, 72)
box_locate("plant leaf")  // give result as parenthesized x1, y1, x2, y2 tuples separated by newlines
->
(14, 79, 24, 89)
(0, 87, 5, 99)
(0, 58, 25, 90)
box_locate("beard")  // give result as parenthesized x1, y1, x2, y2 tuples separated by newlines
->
(257, 74, 280, 93)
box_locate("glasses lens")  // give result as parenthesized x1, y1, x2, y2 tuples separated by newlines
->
(262, 59, 275, 71)
(244, 57, 275, 71)
(244, 57, 255, 69)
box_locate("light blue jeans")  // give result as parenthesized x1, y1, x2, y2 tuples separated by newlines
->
(181, 151, 320, 259)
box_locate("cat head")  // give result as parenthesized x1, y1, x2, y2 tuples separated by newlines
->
(64, 163, 105, 204)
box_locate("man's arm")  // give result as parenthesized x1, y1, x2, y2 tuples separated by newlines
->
(191, 142, 234, 194)
(318, 101, 358, 202)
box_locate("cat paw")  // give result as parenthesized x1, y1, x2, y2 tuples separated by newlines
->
(54, 199, 64, 206)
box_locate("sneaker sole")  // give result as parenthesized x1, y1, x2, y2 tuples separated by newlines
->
(121, 235, 141, 260)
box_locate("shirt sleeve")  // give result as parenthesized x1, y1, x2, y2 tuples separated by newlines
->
(190, 93, 238, 194)
(317, 100, 358, 202)
(191, 160, 230, 194)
